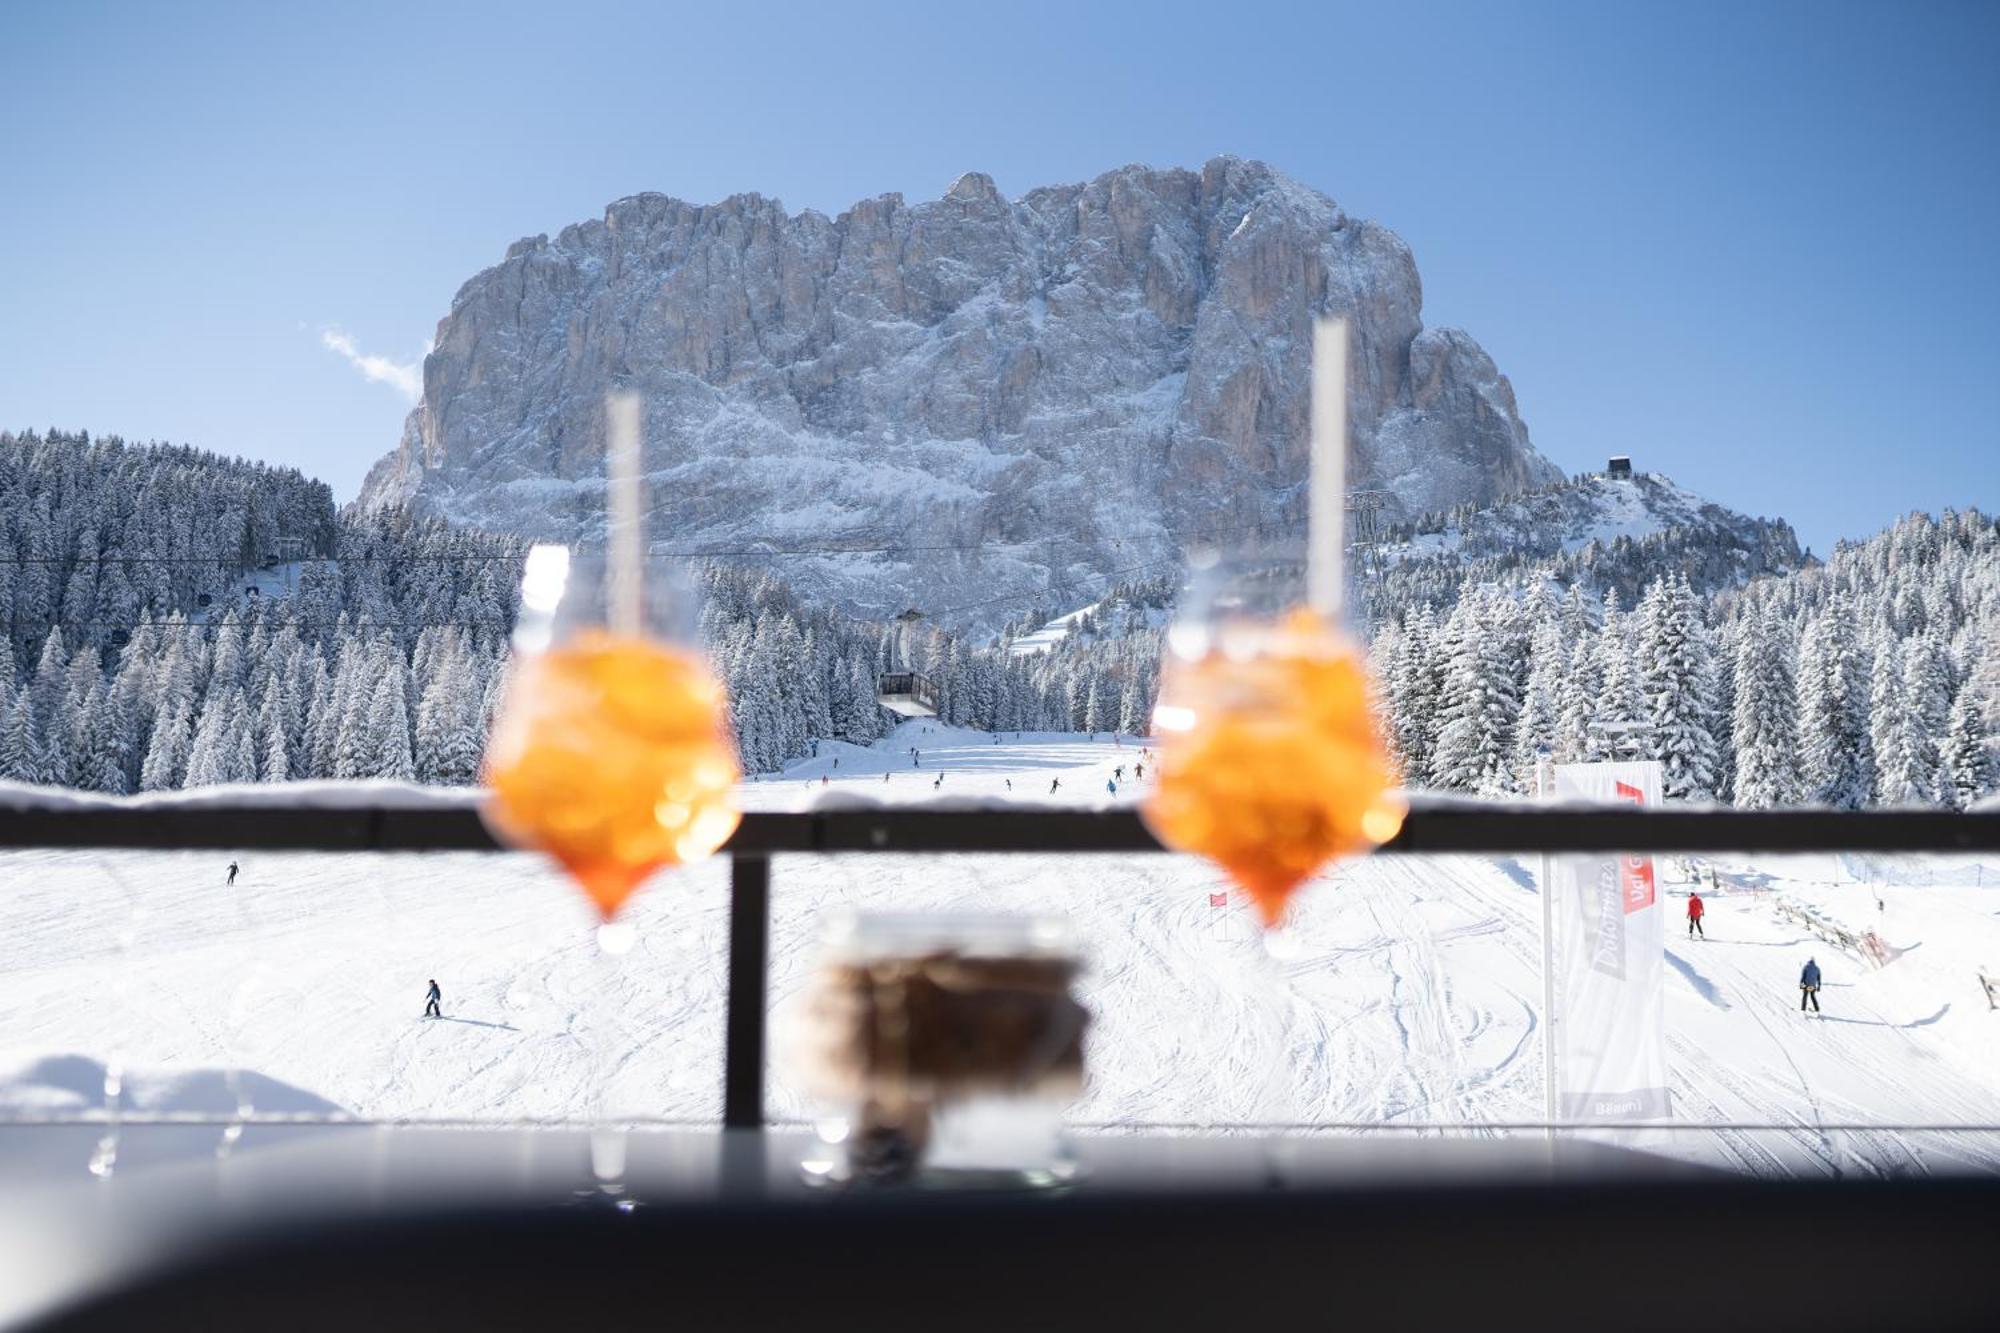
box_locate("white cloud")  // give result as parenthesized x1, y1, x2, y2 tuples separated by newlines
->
(320, 327, 424, 402)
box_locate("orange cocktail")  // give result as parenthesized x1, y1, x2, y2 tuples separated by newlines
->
(485, 630, 741, 919)
(1145, 607, 1403, 926)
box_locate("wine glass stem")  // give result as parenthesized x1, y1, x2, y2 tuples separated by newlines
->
(590, 927, 629, 1196)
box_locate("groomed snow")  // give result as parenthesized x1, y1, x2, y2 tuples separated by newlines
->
(4, 723, 1998, 1181)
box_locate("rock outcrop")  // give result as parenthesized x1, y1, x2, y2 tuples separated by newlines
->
(360, 157, 1559, 626)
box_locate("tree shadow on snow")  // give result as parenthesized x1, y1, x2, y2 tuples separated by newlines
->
(4, 1054, 345, 1116)
(1816, 1004, 1949, 1030)
(1709, 937, 1814, 948)
(1664, 950, 1731, 1010)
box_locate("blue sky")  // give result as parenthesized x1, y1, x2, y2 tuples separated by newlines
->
(1, 0, 1994, 554)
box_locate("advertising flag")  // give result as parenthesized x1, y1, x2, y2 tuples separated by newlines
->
(1549, 761, 1671, 1120)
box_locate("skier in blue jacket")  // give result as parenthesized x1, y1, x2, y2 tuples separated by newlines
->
(1799, 958, 1822, 1013)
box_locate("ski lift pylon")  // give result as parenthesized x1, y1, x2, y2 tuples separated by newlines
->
(876, 607, 939, 717)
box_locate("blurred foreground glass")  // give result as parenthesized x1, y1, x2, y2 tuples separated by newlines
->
(791, 911, 1088, 1189)
(481, 546, 740, 1201)
(482, 546, 741, 922)
(1144, 557, 1403, 927)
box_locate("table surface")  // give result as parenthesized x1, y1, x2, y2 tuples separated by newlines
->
(0, 1123, 1709, 1325)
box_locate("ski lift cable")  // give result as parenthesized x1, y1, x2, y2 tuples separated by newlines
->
(22, 620, 515, 634)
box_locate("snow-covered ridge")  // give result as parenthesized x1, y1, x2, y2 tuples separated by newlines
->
(1377, 472, 1799, 569)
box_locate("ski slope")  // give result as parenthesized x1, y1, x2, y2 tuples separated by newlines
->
(4, 723, 1998, 1179)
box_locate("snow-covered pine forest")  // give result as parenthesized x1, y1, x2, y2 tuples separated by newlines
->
(0, 431, 1129, 788)
(2, 431, 1992, 806)
(1371, 509, 1999, 808)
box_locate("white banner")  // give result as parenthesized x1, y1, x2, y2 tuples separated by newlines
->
(1549, 761, 1671, 1121)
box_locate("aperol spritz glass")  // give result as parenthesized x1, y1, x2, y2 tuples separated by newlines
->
(482, 545, 740, 1197)
(483, 546, 740, 924)
(1143, 555, 1403, 929)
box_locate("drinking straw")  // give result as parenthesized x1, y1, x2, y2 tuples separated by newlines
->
(606, 391, 644, 635)
(1308, 317, 1348, 618)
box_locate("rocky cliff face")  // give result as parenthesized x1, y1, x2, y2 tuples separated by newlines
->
(360, 157, 1559, 627)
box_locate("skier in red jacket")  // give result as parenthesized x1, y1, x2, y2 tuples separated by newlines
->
(1687, 892, 1706, 939)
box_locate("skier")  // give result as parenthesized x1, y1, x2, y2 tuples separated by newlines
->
(226, 860, 239, 887)
(821, 775, 829, 787)
(1049, 778, 1061, 796)
(1114, 766, 1124, 782)
(882, 772, 891, 784)
(933, 775, 943, 791)
(1005, 778, 1013, 792)
(1106, 779, 1117, 797)
(1799, 958, 1822, 1014)
(1135, 762, 1145, 780)
(833, 757, 839, 769)
(1687, 892, 1705, 939)
(424, 980, 442, 1019)
(912, 751, 920, 768)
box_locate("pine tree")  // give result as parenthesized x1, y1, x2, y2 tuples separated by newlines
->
(415, 652, 484, 785)
(183, 688, 246, 788)
(362, 667, 416, 781)
(1867, 627, 1903, 803)
(1552, 634, 1599, 765)
(1944, 678, 1995, 809)
(257, 688, 290, 782)
(27, 628, 68, 753)
(1510, 613, 1564, 791)
(1083, 670, 1114, 734)
(230, 725, 260, 785)
(1389, 606, 1442, 781)
(139, 702, 193, 792)
(1637, 575, 1719, 801)
(1879, 632, 1951, 805)
(1795, 596, 1872, 808)
(1429, 590, 1521, 796)
(1588, 592, 1646, 763)
(1731, 609, 1800, 808)
(1117, 679, 1145, 736)
(0, 685, 35, 783)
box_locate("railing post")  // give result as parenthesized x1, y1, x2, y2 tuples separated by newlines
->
(723, 853, 771, 1130)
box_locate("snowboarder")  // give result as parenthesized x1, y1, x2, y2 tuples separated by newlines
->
(1049, 778, 1061, 795)
(1799, 958, 1822, 1013)
(424, 980, 442, 1019)
(1687, 892, 1705, 938)
(226, 860, 239, 887)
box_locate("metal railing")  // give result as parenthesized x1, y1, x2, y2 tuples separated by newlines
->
(0, 800, 1995, 1129)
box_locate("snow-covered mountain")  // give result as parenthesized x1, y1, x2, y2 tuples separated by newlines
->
(359, 157, 1559, 628)
(1359, 469, 1805, 622)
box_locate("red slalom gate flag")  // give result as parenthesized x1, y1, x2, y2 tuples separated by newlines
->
(1208, 892, 1229, 909)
